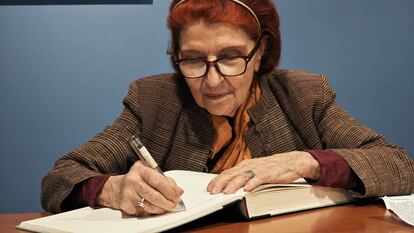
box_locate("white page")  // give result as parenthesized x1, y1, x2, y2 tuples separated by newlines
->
(17, 170, 244, 233)
(381, 194, 414, 227)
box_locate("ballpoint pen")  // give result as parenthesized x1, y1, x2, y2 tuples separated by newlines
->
(130, 135, 187, 212)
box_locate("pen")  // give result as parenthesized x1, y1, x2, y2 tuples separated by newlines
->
(130, 135, 187, 212)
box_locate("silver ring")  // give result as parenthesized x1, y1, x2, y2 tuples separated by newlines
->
(136, 198, 149, 211)
(244, 170, 255, 179)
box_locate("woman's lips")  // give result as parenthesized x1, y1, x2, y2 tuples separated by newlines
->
(204, 93, 229, 100)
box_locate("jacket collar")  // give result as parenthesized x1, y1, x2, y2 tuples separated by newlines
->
(248, 73, 273, 123)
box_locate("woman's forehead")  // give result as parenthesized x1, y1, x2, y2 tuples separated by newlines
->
(179, 21, 254, 51)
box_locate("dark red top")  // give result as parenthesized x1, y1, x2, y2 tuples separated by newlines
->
(305, 150, 363, 190)
(61, 150, 364, 211)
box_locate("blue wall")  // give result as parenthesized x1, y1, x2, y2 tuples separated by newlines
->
(0, 0, 413, 213)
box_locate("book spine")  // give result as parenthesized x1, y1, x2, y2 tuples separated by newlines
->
(248, 214, 271, 221)
(237, 198, 249, 219)
(222, 199, 241, 209)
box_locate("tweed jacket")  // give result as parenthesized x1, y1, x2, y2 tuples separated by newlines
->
(41, 69, 414, 213)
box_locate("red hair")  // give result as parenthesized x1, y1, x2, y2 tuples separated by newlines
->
(167, 0, 281, 76)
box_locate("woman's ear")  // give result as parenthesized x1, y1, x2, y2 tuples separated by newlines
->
(254, 37, 267, 72)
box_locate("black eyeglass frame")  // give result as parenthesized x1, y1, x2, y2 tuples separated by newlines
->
(174, 34, 263, 79)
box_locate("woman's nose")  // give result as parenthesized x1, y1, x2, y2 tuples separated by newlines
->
(205, 63, 224, 87)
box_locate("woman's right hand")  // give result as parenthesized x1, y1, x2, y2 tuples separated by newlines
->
(97, 161, 184, 216)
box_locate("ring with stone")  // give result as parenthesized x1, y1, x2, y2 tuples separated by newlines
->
(244, 170, 255, 179)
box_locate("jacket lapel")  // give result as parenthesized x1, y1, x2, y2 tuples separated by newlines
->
(163, 97, 212, 172)
(246, 75, 307, 158)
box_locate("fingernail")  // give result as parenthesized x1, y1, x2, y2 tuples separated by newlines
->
(223, 188, 233, 194)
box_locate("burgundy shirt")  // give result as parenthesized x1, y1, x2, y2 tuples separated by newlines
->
(61, 150, 364, 211)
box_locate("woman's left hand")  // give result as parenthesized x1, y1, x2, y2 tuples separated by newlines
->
(206, 151, 321, 194)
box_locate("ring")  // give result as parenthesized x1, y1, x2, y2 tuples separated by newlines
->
(136, 198, 149, 211)
(244, 170, 255, 179)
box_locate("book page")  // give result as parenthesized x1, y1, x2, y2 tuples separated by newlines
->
(248, 178, 310, 193)
(382, 194, 414, 227)
(164, 170, 244, 209)
(18, 170, 244, 233)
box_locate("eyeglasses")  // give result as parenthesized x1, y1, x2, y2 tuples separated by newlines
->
(175, 36, 262, 79)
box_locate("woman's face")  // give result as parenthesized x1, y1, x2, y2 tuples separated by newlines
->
(179, 21, 264, 117)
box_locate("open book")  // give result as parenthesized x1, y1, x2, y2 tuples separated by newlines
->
(17, 170, 354, 233)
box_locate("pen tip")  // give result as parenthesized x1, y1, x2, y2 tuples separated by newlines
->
(170, 201, 186, 212)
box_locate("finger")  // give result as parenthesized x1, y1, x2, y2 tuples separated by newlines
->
(243, 176, 265, 192)
(134, 197, 168, 215)
(166, 176, 184, 196)
(207, 172, 238, 194)
(135, 178, 178, 212)
(134, 207, 152, 217)
(222, 173, 250, 194)
(132, 160, 149, 169)
(119, 186, 164, 216)
(206, 168, 233, 191)
(121, 162, 171, 216)
(122, 185, 167, 215)
(119, 188, 143, 216)
(140, 167, 181, 203)
(206, 160, 255, 192)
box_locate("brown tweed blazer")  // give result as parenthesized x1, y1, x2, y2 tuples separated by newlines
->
(41, 69, 414, 213)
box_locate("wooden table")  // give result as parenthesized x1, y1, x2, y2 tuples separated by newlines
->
(2, 202, 413, 233)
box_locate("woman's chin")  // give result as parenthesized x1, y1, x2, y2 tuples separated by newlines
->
(205, 106, 235, 117)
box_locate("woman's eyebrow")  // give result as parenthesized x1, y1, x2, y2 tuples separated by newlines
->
(219, 45, 247, 54)
(180, 45, 248, 57)
(179, 50, 204, 58)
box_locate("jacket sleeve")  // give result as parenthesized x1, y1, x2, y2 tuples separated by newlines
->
(41, 82, 142, 213)
(316, 76, 414, 198)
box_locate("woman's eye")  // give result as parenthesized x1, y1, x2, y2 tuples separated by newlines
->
(184, 59, 203, 64)
(220, 56, 242, 62)
(219, 50, 244, 57)
(219, 57, 244, 66)
(189, 55, 204, 59)
(220, 56, 241, 60)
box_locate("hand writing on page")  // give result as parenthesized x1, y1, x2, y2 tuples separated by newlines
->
(98, 161, 184, 216)
(207, 151, 321, 194)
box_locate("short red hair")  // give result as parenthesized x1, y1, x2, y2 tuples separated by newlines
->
(167, 0, 281, 76)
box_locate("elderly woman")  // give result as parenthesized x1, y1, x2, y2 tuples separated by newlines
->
(42, 0, 413, 217)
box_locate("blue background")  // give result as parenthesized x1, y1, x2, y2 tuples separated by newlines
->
(0, 0, 413, 213)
